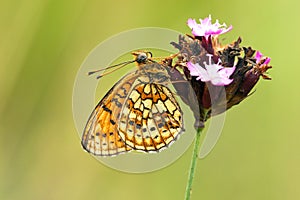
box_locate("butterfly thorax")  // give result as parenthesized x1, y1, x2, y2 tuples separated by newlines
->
(138, 63, 170, 84)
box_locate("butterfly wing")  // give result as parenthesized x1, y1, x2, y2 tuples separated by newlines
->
(81, 71, 138, 156)
(82, 62, 184, 155)
(118, 82, 183, 152)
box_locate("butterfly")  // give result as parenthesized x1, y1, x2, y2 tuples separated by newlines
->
(81, 51, 184, 156)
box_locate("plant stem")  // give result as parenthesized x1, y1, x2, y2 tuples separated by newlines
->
(184, 127, 203, 200)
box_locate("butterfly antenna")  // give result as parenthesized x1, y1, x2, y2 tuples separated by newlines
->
(95, 61, 136, 79)
(88, 60, 135, 76)
(88, 51, 154, 78)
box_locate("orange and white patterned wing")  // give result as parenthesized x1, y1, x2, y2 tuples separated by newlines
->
(81, 72, 138, 156)
(118, 82, 183, 152)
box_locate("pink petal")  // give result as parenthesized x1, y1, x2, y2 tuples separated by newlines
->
(205, 29, 223, 35)
(255, 51, 263, 62)
(264, 57, 271, 65)
(200, 16, 211, 26)
(187, 18, 197, 29)
(187, 62, 208, 80)
(187, 15, 232, 38)
(221, 25, 233, 34)
(255, 51, 271, 65)
(219, 66, 235, 77)
(187, 54, 237, 86)
(212, 77, 233, 86)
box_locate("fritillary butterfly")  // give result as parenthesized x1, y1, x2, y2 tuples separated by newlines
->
(81, 51, 184, 156)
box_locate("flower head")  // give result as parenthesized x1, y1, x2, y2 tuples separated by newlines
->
(187, 54, 235, 86)
(169, 17, 272, 126)
(187, 15, 232, 39)
(170, 31, 272, 125)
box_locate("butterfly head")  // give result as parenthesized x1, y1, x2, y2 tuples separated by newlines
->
(132, 51, 153, 64)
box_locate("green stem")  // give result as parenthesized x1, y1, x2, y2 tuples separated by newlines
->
(184, 127, 203, 200)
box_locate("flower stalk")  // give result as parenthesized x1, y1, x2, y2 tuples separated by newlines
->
(184, 126, 204, 200)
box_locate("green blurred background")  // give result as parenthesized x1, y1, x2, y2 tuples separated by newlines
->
(1, 0, 299, 199)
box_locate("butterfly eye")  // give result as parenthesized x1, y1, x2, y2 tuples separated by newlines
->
(136, 53, 149, 63)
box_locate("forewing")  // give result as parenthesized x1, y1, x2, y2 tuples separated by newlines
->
(81, 72, 138, 156)
(118, 83, 183, 152)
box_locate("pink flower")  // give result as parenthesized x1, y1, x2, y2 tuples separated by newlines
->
(187, 54, 235, 86)
(255, 51, 271, 65)
(187, 15, 232, 39)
